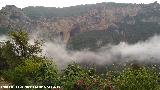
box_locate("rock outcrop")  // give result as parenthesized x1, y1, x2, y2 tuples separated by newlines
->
(0, 2, 159, 42)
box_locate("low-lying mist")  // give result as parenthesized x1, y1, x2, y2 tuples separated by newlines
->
(1, 34, 160, 69)
(0, 35, 8, 41)
(42, 35, 160, 69)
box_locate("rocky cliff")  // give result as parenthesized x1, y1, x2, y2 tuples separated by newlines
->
(0, 2, 160, 42)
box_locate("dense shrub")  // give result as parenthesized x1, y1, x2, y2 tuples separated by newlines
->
(0, 31, 60, 88)
(113, 66, 159, 90)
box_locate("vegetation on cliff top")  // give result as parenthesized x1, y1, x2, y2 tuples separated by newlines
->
(22, 2, 129, 19)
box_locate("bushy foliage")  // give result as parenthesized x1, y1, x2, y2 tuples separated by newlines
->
(60, 63, 160, 90)
(0, 31, 60, 87)
(113, 66, 159, 90)
(61, 63, 111, 90)
(0, 31, 42, 69)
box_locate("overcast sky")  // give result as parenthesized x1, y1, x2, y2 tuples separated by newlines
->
(0, 0, 159, 9)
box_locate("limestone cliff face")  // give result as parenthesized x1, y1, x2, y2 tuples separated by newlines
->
(76, 4, 140, 31)
(0, 2, 159, 42)
(30, 18, 77, 42)
(29, 4, 141, 42)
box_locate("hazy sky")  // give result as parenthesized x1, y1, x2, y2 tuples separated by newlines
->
(0, 0, 159, 9)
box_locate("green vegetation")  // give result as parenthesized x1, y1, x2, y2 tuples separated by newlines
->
(67, 30, 121, 50)
(67, 20, 160, 50)
(0, 31, 160, 90)
(60, 63, 160, 90)
(22, 2, 129, 19)
(22, 6, 91, 19)
(0, 31, 60, 87)
(113, 66, 159, 90)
